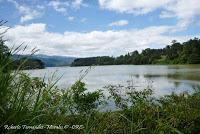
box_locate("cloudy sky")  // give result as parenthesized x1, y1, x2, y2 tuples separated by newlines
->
(0, 0, 200, 57)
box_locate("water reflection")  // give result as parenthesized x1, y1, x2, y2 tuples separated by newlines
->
(24, 65, 200, 97)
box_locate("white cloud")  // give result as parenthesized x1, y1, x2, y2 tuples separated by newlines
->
(3, 23, 199, 57)
(19, 6, 41, 23)
(99, 0, 172, 14)
(48, 0, 85, 14)
(72, 0, 84, 9)
(68, 16, 75, 21)
(7, 0, 43, 23)
(99, 0, 200, 29)
(109, 20, 129, 27)
(48, 0, 69, 13)
(161, 0, 200, 30)
(36, 5, 45, 10)
(81, 18, 87, 23)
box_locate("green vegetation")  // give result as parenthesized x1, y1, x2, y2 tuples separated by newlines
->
(1, 22, 200, 133)
(71, 56, 115, 66)
(12, 58, 45, 70)
(0, 40, 45, 70)
(71, 38, 200, 66)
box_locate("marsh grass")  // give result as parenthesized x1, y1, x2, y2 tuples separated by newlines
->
(1, 21, 200, 133)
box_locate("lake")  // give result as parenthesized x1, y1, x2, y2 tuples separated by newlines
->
(24, 65, 200, 97)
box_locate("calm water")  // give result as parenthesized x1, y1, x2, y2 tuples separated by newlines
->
(24, 65, 200, 97)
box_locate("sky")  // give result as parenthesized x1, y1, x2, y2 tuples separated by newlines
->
(0, 0, 200, 57)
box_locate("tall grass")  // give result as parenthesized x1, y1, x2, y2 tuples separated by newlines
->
(1, 22, 200, 133)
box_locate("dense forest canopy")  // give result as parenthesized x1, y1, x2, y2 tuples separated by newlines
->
(71, 38, 200, 66)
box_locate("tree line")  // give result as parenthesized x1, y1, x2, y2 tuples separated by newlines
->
(71, 38, 200, 66)
(0, 39, 45, 70)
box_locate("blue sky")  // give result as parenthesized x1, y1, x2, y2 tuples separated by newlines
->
(0, 0, 200, 57)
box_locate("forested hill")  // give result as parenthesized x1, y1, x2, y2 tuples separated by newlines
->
(12, 58, 45, 70)
(13, 54, 76, 67)
(71, 38, 200, 66)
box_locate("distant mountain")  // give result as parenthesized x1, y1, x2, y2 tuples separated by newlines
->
(12, 54, 76, 67)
